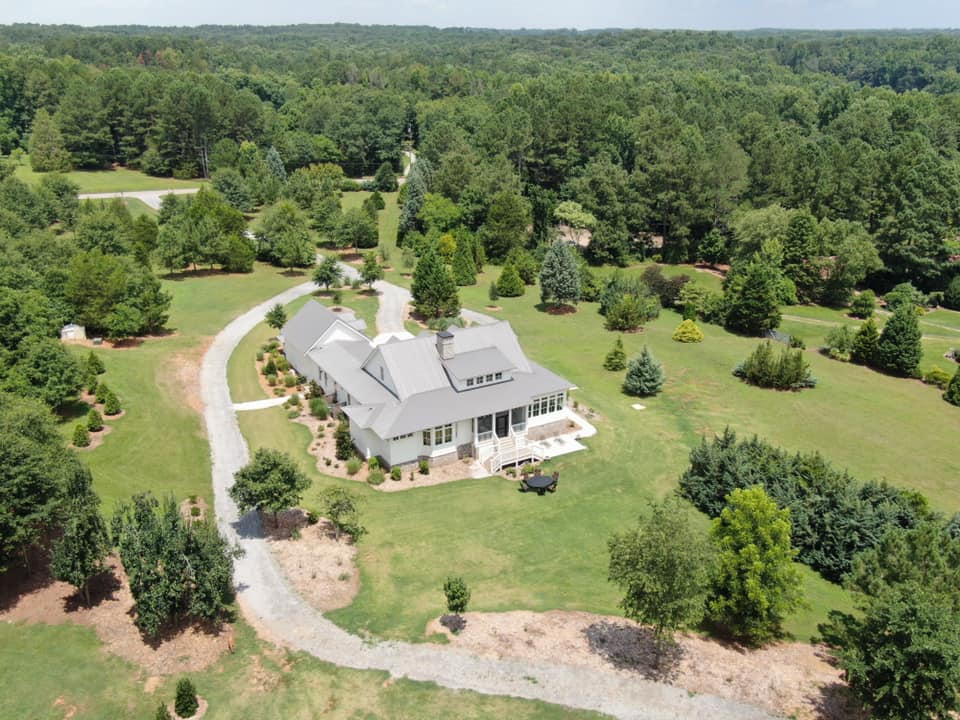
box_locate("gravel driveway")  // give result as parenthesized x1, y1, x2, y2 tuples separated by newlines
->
(200, 282, 774, 720)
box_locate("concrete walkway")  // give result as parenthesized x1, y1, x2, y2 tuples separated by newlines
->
(78, 187, 199, 210)
(201, 284, 774, 720)
(233, 397, 289, 412)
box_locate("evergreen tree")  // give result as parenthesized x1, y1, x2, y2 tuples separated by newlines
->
(603, 336, 627, 371)
(672, 319, 704, 343)
(876, 303, 923, 376)
(85, 351, 106, 376)
(851, 317, 880, 365)
(155, 703, 172, 720)
(539, 240, 581, 306)
(944, 366, 960, 407)
(411, 246, 460, 318)
(72, 422, 90, 448)
(709, 485, 803, 645)
(944, 276, 960, 311)
(27, 108, 71, 172)
(264, 146, 287, 182)
(334, 420, 354, 461)
(398, 157, 430, 241)
(623, 346, 664, 397)
(87, 408, 104, 432)
(103, 391, 121, 416)
(452, 235, 477, 286)
(724, 258, 782, 336)
(174, 678, 199, 718)
(373, 161, 398, 192)
(849, 290, 876, 319)
(495, 264, 525, 297)
(488, 282, 499, 303)
(50, 467, 110, 605)
(782, 210, 819, 299)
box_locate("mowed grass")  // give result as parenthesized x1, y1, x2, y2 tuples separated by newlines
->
(9, 156, 205, 193)
(0, 622, 600, 720)
(68, 263, 309, 513)
(235, 267, 956, 643)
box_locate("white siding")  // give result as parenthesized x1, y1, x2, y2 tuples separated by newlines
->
(351, 425, 387, 461)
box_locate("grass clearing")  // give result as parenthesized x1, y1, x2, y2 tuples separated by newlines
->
(9, 157, 205, 193)
(235, 266, 959, 644)
(0, 621, 599, 720)
(65, 263, 309, 513)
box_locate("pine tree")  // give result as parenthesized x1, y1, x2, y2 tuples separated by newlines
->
(623, 346, 664, 397)
(603, 337, 627, 371)
(411, 246, 460, 318)
(945, 366, 960, 407)
(155, 703, 173, 720)
(264, 146, 287, 182)
(672, 319, 704, 343)
(174, 678, 199, 718)
(28, 108, 71, 172)
(85, 351, 105, 375)
(488, 282, 499, 303)
(725, 258, 782, 336)
(496, 264, 525, 297)
(398, 158, 431, 240)
(876, 303, 923, 376)
(452, 235, 477, 286)
(851, 317, 880, 365)
(50, 467, 110, 605)
(539, 240, 581, 306)
(103, 391, 121, 416)
(87, 408, 104, 432)
(72, 423, 90, 448)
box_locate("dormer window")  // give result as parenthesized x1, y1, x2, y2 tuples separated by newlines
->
(495, 372, 503, 380)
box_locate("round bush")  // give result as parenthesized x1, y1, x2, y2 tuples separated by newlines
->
(309, 397, 329, 419)
(103, 391, 121, 416)
(87, 408, 104, 432)
(346, 457, 362, 475)
(283, 373, 297, 388)
(73, 422, 90, 448)
(923, 367, 952, 389)
(266, 374, 278, 387)
(390, 467, 402, 481)
(94, 382, 109, 404)
(367, 469, 385, 485)
(672, 319, 704, 343)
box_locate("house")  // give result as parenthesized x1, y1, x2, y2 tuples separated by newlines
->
(281, 301, 575, 472)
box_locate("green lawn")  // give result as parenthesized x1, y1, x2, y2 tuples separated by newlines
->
(80, 195, 157, 218)
(66, 263, 310, 513)
(10, 157, 205, 193)
(233, 268, 958, 645)
(0, 622, 599, 720)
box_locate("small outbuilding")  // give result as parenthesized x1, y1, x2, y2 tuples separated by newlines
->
(60, 323, 86, 342)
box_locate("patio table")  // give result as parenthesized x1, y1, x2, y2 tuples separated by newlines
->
(524, 474, 556, 495)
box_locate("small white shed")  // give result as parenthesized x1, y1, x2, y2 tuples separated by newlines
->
(60, 323, 87, 342)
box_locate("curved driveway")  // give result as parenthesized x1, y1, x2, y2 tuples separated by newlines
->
(200, 282, 772, 720)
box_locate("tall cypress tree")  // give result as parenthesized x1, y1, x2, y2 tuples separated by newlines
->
(724, 258, 782, 336)
(851, 317, 880, 365)
(539, 240, 582, 306)
(451, 234, 476, 286)
(876, 304, 923, 376)
(411, 246, 460, 318)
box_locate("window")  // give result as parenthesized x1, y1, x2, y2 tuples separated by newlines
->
(426, 424, 454, 446)
(392, 433, 413, 441)
(485, 374, 493, 382)
(528, 392, 566, 418)
(475, 376, 483, 385)
(494, 372, 503, 380)
(466, 378, 474, 387)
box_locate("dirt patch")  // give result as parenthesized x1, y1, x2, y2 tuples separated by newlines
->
(543, 304, 578, 315)
(157, 339, 211, 417)
(264, 509, 359, 612)
(426, 610, 855, 720)
(485, 305, 503, 312)
(0, 556, 231, 675)
(693, 262, 729, 279)
(179, 496, 208, 523)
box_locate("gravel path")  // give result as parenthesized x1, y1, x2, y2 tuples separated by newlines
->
(78, 187, 199, 209)
(201, 283, 775, 720)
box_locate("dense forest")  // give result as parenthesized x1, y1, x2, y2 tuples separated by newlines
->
(1, 25, 960, 295)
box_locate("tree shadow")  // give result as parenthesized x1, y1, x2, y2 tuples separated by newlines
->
(280, 269, 307, 277)
(811, 681, 861, 720)
(56, 398, 92, 424)
(62, 568, 122, 612)
(161, 268, 229, 281)
(132, 608, 230, 650)
(583, 620, 683, 682)
(0, 551, 55, 612)
(534, 302, 578, 315)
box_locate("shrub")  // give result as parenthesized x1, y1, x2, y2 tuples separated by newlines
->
(307, 380, 323, 399)
(496, 264, 525, 297)
(603, 337, 627, 371)
(174, 678, 199, 719)
(623, 346, 664, 397)
(943, 276, 960, 310)
(345, 457, 362, 475)
(85, 351, 105, 375)
(255, 350, 263, 362)
(72, 422, 90, 448)
(283, 373, 297, 388)
(190, 506, 201, 517)
(733, 342, 816, 390)
(418, 459, 430, 475)
(849, 290, 876, 318)
(876, 303, 923, 377)
(306, 511, 319, 525)
(488, 282, 499, 302)
(679, 429, 932, 582)
(103, 391, 121, 416)
(351, 278, 361, 290)
(266, 373, 277, 386)
(332, 290, 343, 306)
(334, 421, 354, 461)
(86, 408, 104, 432)
(443, 575, 471, 613)
(309, 397, 329, 419)
(286, 393, 301, 407)
(390, 467, 402, 481)
(923, 367, 952, 390)
(367, 469, 385, 485)
(884, 282, 925, 312)
(276, 357, 291, 373)
(672, 319, 704, 343)
(155, 702, 172, 720)
(367, 457, 379, 470)
(605, 293, 659, 332)
(94, 382, 109, 404)
(822, 325, 855, 361)
(273, 387, 285, 396)
(262, 358, 277, 376)
(286, 409, 300, 419)
(945, 367, 960, 407)
(788, 335, 805, 350)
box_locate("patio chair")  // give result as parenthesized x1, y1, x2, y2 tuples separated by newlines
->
(518, 479, 530, 493)
(547, 479, 558, 493)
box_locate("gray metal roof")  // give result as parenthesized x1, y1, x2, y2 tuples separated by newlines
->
(442, 347, 514, 379)
(307, 341, 392, 406)
(344, 361, 571, 438)
(281, 300, 341, 356)
(365, 334, 449, 400)
(449, 322, 531, 373)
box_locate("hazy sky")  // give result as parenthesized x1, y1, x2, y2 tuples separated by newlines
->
(4, 0, 960, 30)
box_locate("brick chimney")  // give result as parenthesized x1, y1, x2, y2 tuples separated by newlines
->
(436, 330, 455, 361)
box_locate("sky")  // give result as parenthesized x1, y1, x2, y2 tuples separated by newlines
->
(3, 0, 960, 31)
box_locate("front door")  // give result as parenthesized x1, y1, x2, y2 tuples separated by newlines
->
(495, 411, 509, 438)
